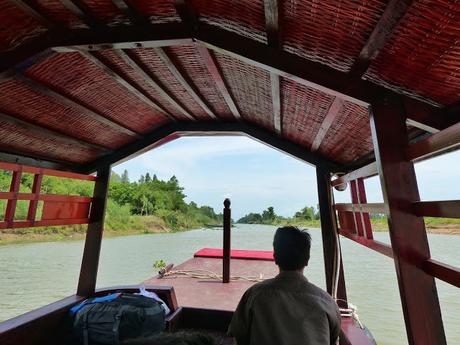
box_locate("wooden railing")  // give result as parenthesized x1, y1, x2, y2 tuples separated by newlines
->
(331, 119, 460, 289)
(0, 162, 96, 229)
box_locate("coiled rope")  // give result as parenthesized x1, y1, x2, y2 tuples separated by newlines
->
(159, 267, 268, 283)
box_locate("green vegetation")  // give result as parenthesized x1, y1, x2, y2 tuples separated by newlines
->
(237, 206, 321, 227)
(237, 205, 460, 234)
(0, 170, 222, 245)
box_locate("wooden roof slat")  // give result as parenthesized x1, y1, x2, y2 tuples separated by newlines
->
(0, 110, 111, 153)
(263, 0, 280, 48)
(60, 0, 102, 28)
(8, 0, 54, 27)
(80, 122, 341, 174)
(350, 0, 414, 77)
(311, 98, 344, 152)
(154, 47, 217, 119)
(78, 50, 176, 122)
(15, 74, 141, 138)
(263, 0, 282, 135)
(193, 23, 457, 131)
(115, 49, 196, 121)
(111, 0, 149, 25)
(0, 22, 454, 130)
(196, 46, 241, 120)
(270, 73, 281, 135)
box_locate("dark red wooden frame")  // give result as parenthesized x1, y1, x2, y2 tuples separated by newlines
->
(0, 162, 96, 229)
(329, 99, 460, 345)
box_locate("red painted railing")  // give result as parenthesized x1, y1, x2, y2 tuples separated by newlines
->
(331, 145, 460, 290)
(0, 162, 96, 229)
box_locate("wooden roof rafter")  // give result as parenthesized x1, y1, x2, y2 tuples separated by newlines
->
(350, 0, 415, 77)
(263, 0, 282, 135)
(174, 1, 241, 121)
(15, 74, 141, 138)
(80, 121, 341, 174)
(311, 98, 345, 152)
(196, 46, 242, 120)
(114, 49, 197, 121)
(153, 47, 217, 120)
(111, 0, 149, 26)
(78, 50, 177, 122)
(0, 110, 111, 154)
(59, 0, 103, 28)
(8, 0, 54, 28)
(54, 3, 193, 123)
(0, 20, 456, 131)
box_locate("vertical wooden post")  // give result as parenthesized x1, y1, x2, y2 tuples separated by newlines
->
(223, 198, 231, 283)
(369, 96, 446, 345)
(316, 166, 347, 307)
(5, 167, 22, 226)
(77, 166, 111, 296)
(27, 172, 42, 225)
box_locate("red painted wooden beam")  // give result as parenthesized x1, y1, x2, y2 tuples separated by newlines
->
(370, 96, 446, 345)
(0, 162, 97, 181)
(423, 259, 460, 289)
(77, 166, 111, 296)
(412, 200, 460, 219)
(406, 121, 460, 161)
(340, 228, 393, 258)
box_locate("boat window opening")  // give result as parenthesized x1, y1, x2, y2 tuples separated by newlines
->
(13, 200, 30, 221)
(435, 279, 460, 344)
(414, 150, 460, 203)
(18, 172, 34, 193)
(341, 237, 408, 345)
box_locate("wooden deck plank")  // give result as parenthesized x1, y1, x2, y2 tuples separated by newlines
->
(144, 257, 278, 311)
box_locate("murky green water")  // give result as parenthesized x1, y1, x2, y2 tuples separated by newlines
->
(0, 224, 458, 345)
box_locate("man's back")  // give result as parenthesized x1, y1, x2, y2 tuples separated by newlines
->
(229, 271, 341, 345)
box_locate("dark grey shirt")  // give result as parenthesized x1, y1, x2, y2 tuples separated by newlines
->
(229, 271, 341, 345)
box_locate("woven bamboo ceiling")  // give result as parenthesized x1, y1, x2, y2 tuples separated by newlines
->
(0, 0, 458, 173)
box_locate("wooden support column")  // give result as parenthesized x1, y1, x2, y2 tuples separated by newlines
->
(369, 96, 446, 345)
(77, 165, 111, 296)
(222, 198, 231, 283)
(316, 166, 347, 307)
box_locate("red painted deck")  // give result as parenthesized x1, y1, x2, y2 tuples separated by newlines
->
(194, 248, 274, 261)
(144, 256, 278, 311)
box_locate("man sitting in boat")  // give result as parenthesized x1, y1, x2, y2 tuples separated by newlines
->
(228, 226, 341, 345)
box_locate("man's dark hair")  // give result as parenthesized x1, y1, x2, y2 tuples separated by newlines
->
(273, 226, 311, 270)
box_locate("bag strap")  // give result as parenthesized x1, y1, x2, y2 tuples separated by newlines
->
(83, 310, 89, 345)
(112, 305, 130, 345)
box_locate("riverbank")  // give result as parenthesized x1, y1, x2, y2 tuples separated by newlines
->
(0, 215, 220, 246)
(241, 217, 460, 235)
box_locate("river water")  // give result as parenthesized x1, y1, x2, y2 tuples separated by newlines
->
(0, 224, 458, 345)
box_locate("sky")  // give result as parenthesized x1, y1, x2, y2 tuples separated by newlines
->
(113, 136, 460, 220)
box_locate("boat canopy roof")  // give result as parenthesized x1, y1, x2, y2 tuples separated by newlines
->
(0, 0, 458, 173)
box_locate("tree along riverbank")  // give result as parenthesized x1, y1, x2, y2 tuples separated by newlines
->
(237, 206, 460, 235)
(0, 170, 222, 246)
(0, 213, 221, 246)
